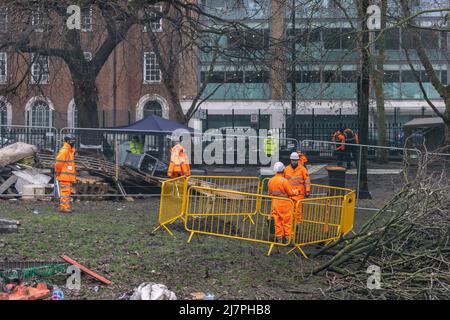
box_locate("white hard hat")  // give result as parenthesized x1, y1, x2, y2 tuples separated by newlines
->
(290, 152, 300, 160)
(273, 162, 285, 173)
(268, 130, 272, 135)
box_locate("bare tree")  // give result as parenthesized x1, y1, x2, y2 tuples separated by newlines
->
(399, 0, 450, 145)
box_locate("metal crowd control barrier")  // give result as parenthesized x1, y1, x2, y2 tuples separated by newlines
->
(153, 175, 188, 236)
(184, 186, 294, 256)
(289, 189, 356, 258)
(154, 175, 261, 236)
(156, 174, 356, 257)
(0, 125, 58, 152)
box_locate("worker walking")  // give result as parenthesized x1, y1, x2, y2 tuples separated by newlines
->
(343, 128, 359, 169)
(284, 152, 311, 223)
(167, 137, 191, 178)
(55, 135, 77, 213)
(129, 135, 144, 154)
(263, 130, 277, 158)
(268, 162, 298, 244)
(332, 129, 347, 167)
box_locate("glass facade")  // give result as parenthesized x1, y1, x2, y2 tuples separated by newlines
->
(198, 0, 449, 102)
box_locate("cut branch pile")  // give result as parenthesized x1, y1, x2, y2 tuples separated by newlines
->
(314, 151, 450, 300)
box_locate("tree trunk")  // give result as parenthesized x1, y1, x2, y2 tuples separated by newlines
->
(444, 99, 450, 146)
(357, 0, 372, 199)
(73, 76, 99, 129)
(373, 0, 388, 162)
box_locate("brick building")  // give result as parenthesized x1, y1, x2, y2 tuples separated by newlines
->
(0, 0, 448, 141)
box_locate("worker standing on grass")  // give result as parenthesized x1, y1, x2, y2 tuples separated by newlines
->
(268, 162, 298, 244)
(55, 135, 76, 213)
(332, 129, 347, 167)
(130, 135, 144, 154)
(167, 137, 191, 178)
(263, 130, 277, 158)
(284, 152, 311, 223)
(343, 128, 359, 169)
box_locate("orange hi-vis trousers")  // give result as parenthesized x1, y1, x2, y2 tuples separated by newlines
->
(59, 181, 73, 211)
(292, 195, 305, 223)
(271, 199, 293, 238)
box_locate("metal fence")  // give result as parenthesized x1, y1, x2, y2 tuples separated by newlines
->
(281, 122, 404, 148)
(0, 125, 58, 152)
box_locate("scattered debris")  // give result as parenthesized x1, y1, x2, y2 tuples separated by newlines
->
(130, 282, 177, 300)
(0, 219, 20, 234)
(190, 292, 216, 300)
(50, 287, 64, 300)
(37, 151, 165, 199)
(0, 142, 37, 167)
(61, 255, 112, 285)
(190, 292, 205, 300)
(0, 283, 50, 300)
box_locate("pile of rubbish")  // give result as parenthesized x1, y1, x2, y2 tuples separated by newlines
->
(0, 142, 164, 201)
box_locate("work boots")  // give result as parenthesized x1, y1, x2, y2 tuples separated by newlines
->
(275, 237, 283, 244)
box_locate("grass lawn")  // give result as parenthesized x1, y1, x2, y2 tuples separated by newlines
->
(0, 197, 354, 300)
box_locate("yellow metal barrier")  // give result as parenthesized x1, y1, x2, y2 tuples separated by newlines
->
(184, 186, 294, 256)
(187, 176, 260, 194)
(155, 175, 355, 258)
(153, 175, 188, 236)
(289, 196, 345, 258)
(154, 175, 261, 236)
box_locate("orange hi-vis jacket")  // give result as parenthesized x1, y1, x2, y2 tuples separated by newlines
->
(268, 173, 297, 238)
(55, 142, 76, 182)
(297, 151, 308, 166)
(284, 164, 311, 201)
(168, 143, 191, 177)
(332, 131, 346, 151)
(343, 128, 360, 144)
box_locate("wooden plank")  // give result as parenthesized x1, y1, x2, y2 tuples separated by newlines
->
(61, 255, 112, 285)
(0, 176, 18, 194)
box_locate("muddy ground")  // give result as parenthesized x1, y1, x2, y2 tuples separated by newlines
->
(1, 161, 447, 300)
(0, 196, 379, 300)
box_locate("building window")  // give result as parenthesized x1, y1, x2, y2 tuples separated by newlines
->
(27, 99, 53, 127)
(81, 6, 93, 32)
(84, 52, 92, 62)
(0, 100, 8, 125)
(31, 54, 49, 84)
(32, 7, 50, 32)
(0, 7, 8, 32)
(143, 101, 163, 118)
(227, 29, 269, 52)
(68, 102, 79, 128)
(0, 52, 7, 84)
(144, 5, 163, 32)
(143, 52, 161, 83)
(323, 28, 356, 50)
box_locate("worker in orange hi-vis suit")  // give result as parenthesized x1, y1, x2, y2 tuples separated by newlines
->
(268, 162, 298, 245)
(332, 129, 347, 167)
(55, 135, 77, 213)
(167, 137, 191, 178)
(296, 150, 308, 167)
(284, 152, 311, 223)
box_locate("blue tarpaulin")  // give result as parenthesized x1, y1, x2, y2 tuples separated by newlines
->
(112, 114, 193, 133)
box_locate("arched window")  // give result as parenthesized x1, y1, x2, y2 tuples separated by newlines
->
(143, 100, 163, 118)
(27, 98, 53, 127)
(68, 100, 79, 128)
(0, 100, 7, 125)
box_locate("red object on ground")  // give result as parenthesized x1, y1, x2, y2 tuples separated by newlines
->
(61, 255, 112, 285)
(0, 283, 50, 300)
